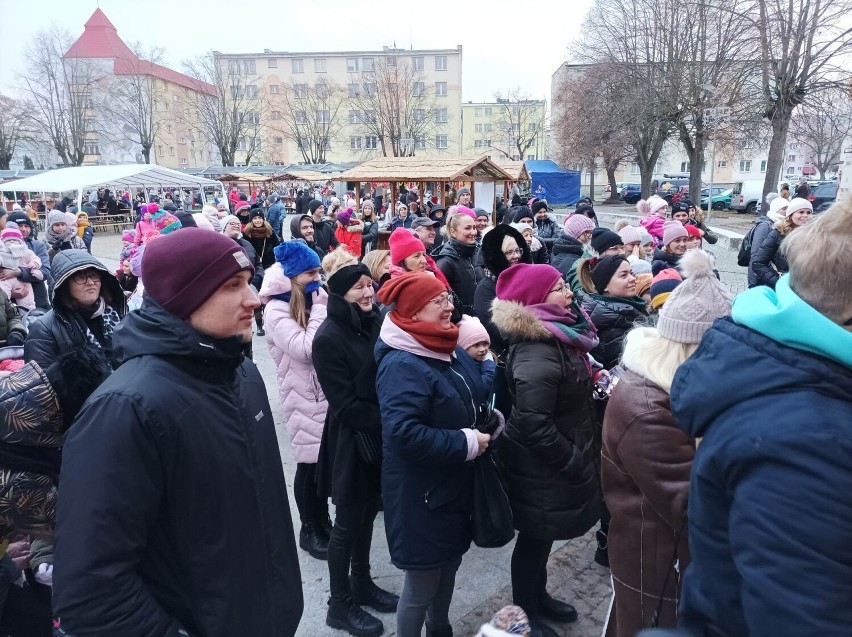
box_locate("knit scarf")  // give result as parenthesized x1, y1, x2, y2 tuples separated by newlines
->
(46, 225, 73, 246)
(525, 302, 599, 353)
(389, 312, 459, 354)
(243, 222, 272, 239)
(76, 218, 90, 238)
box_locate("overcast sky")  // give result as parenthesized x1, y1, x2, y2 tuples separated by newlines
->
(0, 0, 593, 103)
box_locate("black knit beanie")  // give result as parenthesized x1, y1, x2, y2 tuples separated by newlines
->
(590, 255, 628, 295)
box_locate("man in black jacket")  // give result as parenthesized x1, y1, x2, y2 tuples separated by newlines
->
(52, 228, 304, 637)
(308, 199, 339, 254)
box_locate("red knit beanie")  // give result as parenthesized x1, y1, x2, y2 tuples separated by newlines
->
(496, 263, 563, 306)
(142, 227, 255, 319)
(389, 228, 425, 266)
(377, 271, 447, 318)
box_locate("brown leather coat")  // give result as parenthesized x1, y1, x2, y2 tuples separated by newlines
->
(602, 369, 694, 637)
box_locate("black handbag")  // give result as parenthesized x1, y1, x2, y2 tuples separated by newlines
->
(471, 448, 515, 548)
(353, 430, 382, 465)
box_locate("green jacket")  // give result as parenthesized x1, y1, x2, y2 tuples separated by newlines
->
(0, 289, 25, 345)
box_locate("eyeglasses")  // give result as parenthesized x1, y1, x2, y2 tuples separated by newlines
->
(503, 248, 522, 257)
(549, 282, 570, 295)
(71, 271, 99, 285)
(430, 294, 453, 309)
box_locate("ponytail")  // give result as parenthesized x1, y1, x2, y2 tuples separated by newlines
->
(578, 258, 596, 294)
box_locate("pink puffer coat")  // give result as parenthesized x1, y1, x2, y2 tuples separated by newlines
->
(260, 263, 329, 464)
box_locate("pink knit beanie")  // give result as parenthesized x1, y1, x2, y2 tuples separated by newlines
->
(662, 220, 689, 246)
(563, 214, 595, 239)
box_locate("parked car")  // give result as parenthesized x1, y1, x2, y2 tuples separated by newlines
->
(809, 181, 837, 209)
(700, 187, 733, 210)
(620, 183, 643, 204)
(730, 180, 765, 213)
(653, 178, 691, 204)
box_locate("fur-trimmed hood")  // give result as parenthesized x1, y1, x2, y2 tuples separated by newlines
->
(490, 298, 554, 342)
(480, 224, 531, 276)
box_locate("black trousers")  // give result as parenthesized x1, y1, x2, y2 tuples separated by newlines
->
(511, 533, 554, 620)
(293, 462, 329, 526)
(328, 495, 382, 600)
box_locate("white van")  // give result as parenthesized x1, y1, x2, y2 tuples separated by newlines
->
(730, 180, 765, 213)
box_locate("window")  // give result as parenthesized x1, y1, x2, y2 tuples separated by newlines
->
(316, 110, 330, 124)
(172, 94, 180, 102)
(483, 139, 491, 147)
(271, 110, 281, 119)
(246, 61, 256, 74)
(630, 162, 640, 175)
(680, 162, 690, 172)
(169, 146, 175, 156)
(415, 135, 426, 149)
(364, 82, 377, 96)
(474, 107, 483, 117)
(241, 111, 260, 124)
(295, 110, 307, 124)
(435, 135, 448, 149)
(298, 136, 308, 150)
(230, 85, 243, 99)
(788, 154, 796, 161)
(348, 83, 360, 98)
(527, 154, 536, 161)
(347, 58, 359, 72)
(350, 136, 362, 150)
(475, 123, 482, 132)
(362, 57, 375, 72)
(294, 84, 308, 98)
(387, 56, 397, 68)
(484, 123, 492, 132)
(435, 107, 448, 123)
(528, 123, 537, 132)
(365, 135, 378, 149)
(178, 137, 186, 144)
(316, 83, 329, 98)
(365, 110, 376, 123)
(484, 107, 492, 116)
(180, 158, 188, 165)
(349, 109, 361, 124)
(787, 166, 795, 174)
(245, 85, 258, 98)
(166, 124, 172, 134)
(435, 82, 447, 96)
(157, 144, 163, 155)
(412, 56, 424, 71)
(250, 137, 261, 151)
(413, 82, 425, 97)
(321, 137, 331, 150)
(435, 55, 447, 71)
(268, 58, 278, 68)
(292, 58, 304, 73)
(760, 159, 767, 172)
(413, 109, 426, 122)
(314, 58, 326, 73)
(511, 123, 520, 134)
(474, 140, 484, 148)
(274, 136, 284, 144)
(739, 160, 752, 172)
(269, 84, 279, 94)
(717, 160, 727, 168)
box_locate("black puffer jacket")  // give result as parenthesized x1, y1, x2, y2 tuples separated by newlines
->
(746, 216, 775, 288)
(313, 218, 339, 254)
(435, 239, 484, 315)
(580, 292, 648, 369)
(534, 215, 561, 249)
(52, 299, 303, 637)
(234, 237, 265, 289)
(490, 299, 601, 540)
(750, 227, 788, 289)
(25, 250, 126, 370)
(473, 225, 531, 354)
(550, 235, 586, 277)
(651, 249, 681, 276)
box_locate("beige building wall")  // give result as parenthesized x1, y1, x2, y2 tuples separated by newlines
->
(461, 100, 547, 160)
(216, 47, 463, 165)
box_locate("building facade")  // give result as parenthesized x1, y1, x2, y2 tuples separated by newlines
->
(213, 46, 463, 165)
(461, 99, 547, 161)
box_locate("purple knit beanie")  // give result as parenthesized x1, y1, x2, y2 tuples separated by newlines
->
(496, 263, 563, 306)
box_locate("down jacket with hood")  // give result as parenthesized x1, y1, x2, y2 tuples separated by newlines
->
(490, 299, 601, 540)
(749, 227, 788, 289)
(260, 263, 329, 464)
(52, 298, 303, 637)
(671, 280, 852, 637)
(579, 293, 648, 369)
(533, 215, 561, 249)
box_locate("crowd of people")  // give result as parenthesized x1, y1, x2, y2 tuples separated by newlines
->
(0, 179, 847, 637)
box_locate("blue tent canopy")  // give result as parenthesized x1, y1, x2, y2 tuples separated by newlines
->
(525, 160, 581, 206)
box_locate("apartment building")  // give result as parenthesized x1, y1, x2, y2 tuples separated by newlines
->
(214, 46, 463, 165)
(461, 99, 547, 161)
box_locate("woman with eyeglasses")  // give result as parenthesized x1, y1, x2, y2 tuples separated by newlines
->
(375, 272, 490, 637)
(491, 263, 601, 636)
(25, 250, 127, 371)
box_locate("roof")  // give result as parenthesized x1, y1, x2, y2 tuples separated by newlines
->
(492, 158, 530, 181)
(1, 164, 222, 194)
(271, 170, 329, 181)
(65, 9, 215, 96)
(526, 159, 575, 174)
(216, 172, 274, 183)
(338, 156, 513, 182)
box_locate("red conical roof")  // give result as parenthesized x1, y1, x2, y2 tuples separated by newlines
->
(64, 8, 136, 60)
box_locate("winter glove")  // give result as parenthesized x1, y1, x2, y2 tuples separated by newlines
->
(45, 346, 112, 426)
(35, 562, 52, 586)
(6, 331, 25, 347)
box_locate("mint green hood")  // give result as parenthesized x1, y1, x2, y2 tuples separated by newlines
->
(732, 275, 852, 369)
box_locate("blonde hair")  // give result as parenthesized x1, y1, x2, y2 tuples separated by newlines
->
(774, 215, 797, 235)
(620, 326, 699, 393)
(783, 200, 852, 326)
(322, 249, 358, 277)
(361, 249, 390, 281)
(501, 235, 519, 253)
(444, 210, 473, 237)
(577, 258, 597, 294)
(288, 283, 309, 329)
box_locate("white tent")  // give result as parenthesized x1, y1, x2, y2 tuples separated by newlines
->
(1, 164, 224, 208)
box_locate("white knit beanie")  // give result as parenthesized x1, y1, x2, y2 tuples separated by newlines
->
(785, 197, 813, 217)
(657, 250, 734, 344)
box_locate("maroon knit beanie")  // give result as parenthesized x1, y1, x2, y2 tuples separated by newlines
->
(142, 227, 255, 319)
(496, 263, 563, 306)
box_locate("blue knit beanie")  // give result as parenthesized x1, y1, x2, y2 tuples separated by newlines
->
(274, 239, 321, 278)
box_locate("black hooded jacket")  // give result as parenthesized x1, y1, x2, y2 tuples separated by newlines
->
(550, 234, 586, 276)
(52, 299, 303, 637)
(289, 214, 326, 260)
(435, 239, 484, 316)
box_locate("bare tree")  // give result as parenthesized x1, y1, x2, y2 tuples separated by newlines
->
(487, 88, 547, 160)
(751, 0, 852, 208)
(95, 44, 165, 164)
(350, 55, 443, 157)
(17, 26, 100, 167)
(182, 53, 266, 166)
(788, 84, 852, 179)
(0, 95, 32, 170)
(272, 79, 345, 164)
(552, 64, 634, 201)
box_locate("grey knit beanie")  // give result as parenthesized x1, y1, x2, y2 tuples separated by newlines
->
(657, 250, 734, 344)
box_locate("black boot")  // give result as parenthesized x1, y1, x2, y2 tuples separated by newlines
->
(326, 597, 384, 637)
(350, 574, 399, 613)
(594, 527, 609, 568)
(424, 623, 453, 637)
(299, 523, 328, 560)
(320, 514, 334, 541)
(538, 591, 578, 623)
(254, 307, 265, 336)
(528, 619, 559, 637)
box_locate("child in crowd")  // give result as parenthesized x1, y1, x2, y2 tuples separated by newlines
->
(0, 226, 43, 310)
(76, 211, 93, 253)
(455, 315, 500, 434)
(117, 259, 138, 296)
(119, 229, 136, 265)
(134, 204, 158, 245)
(685, 224, 703, 249)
